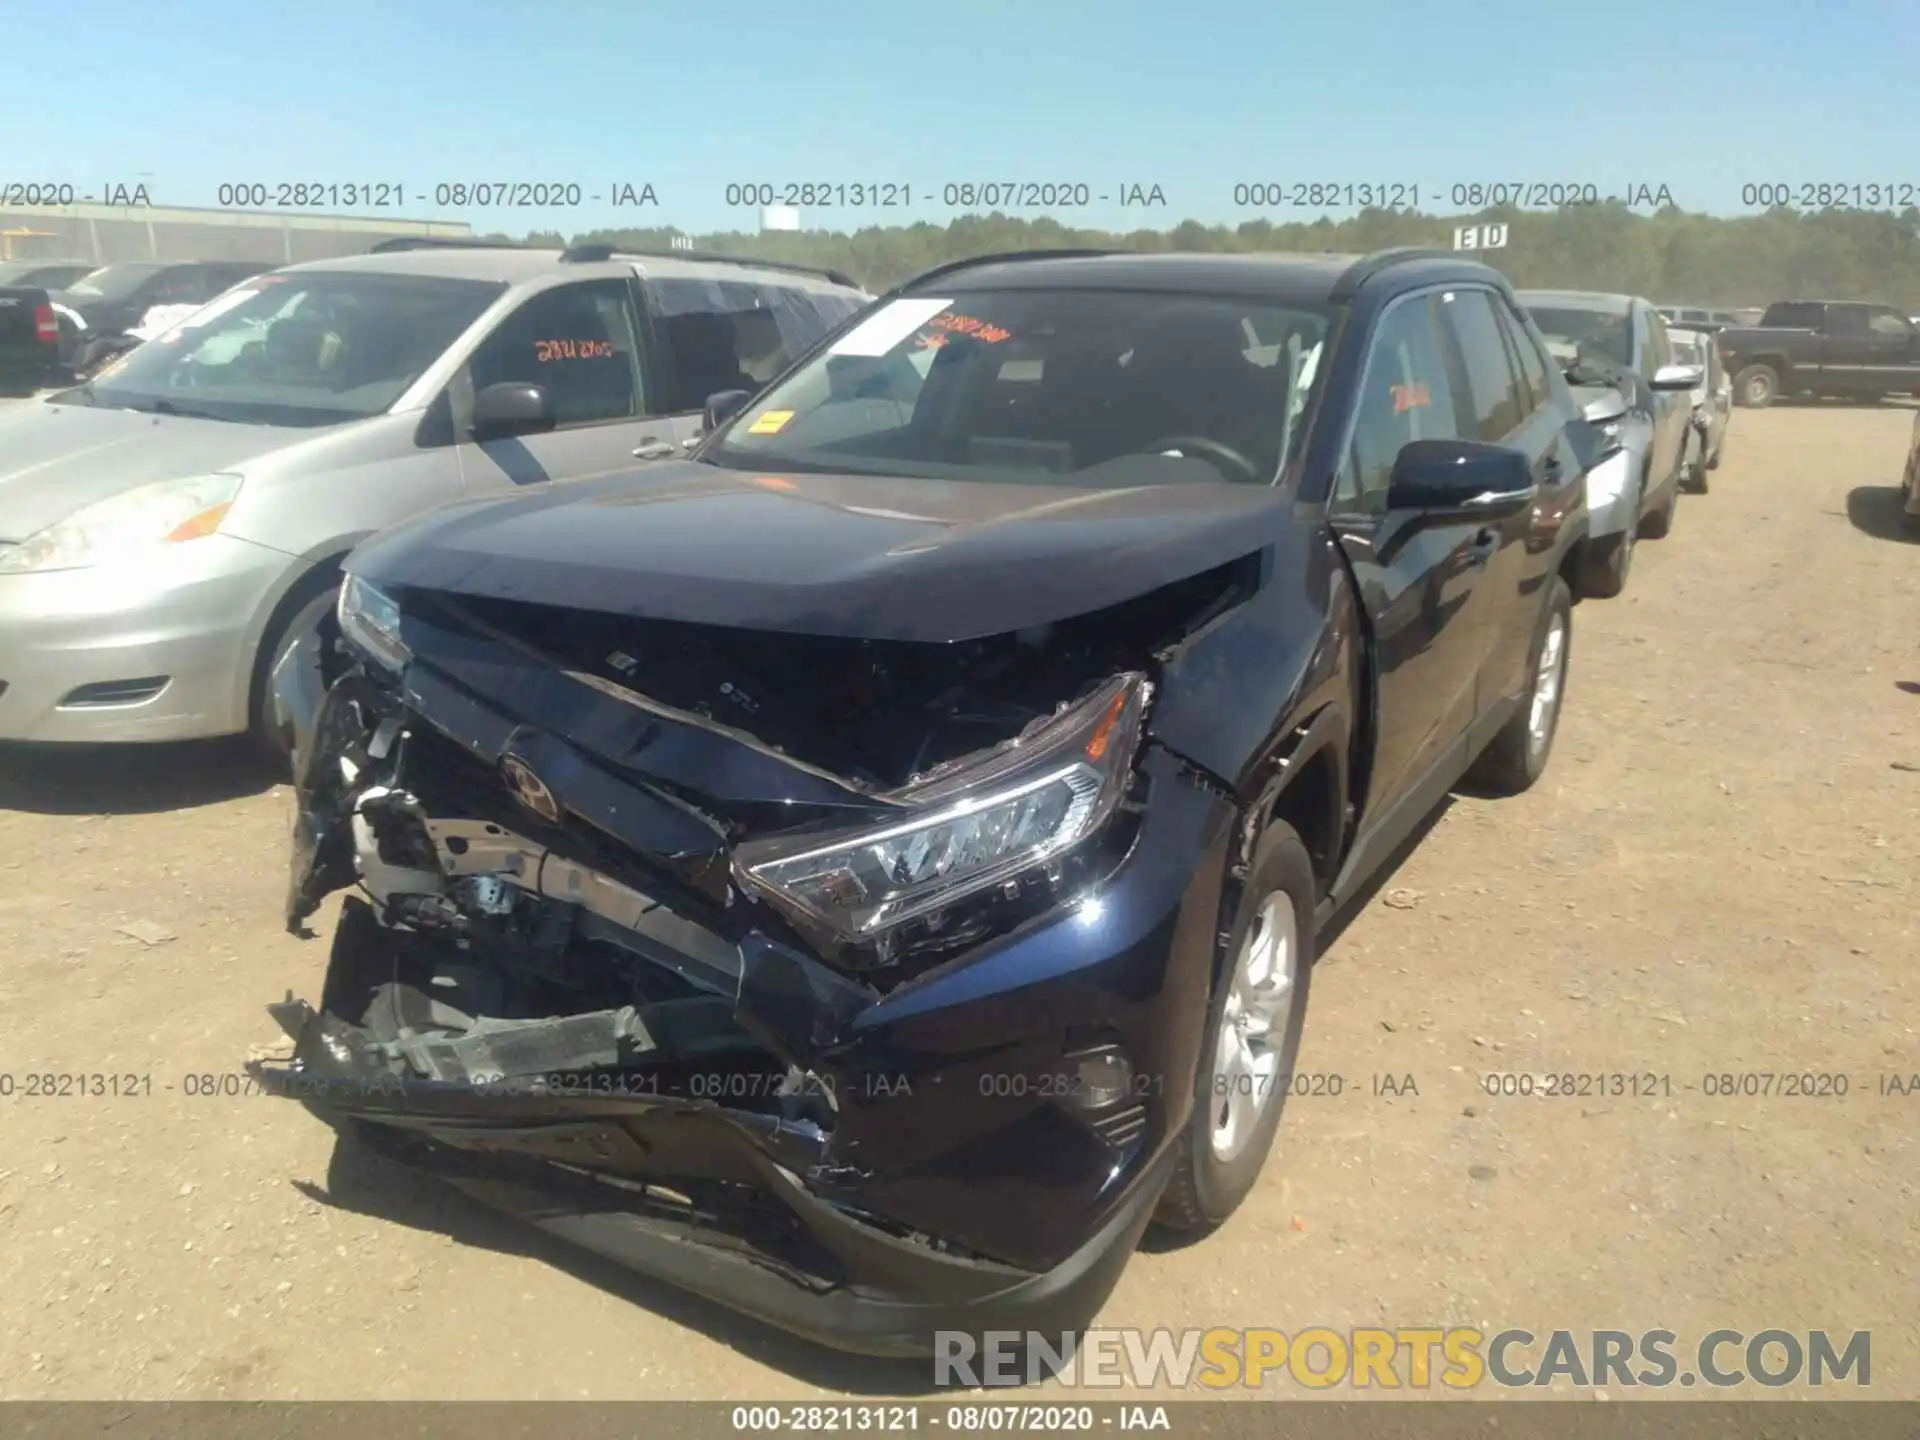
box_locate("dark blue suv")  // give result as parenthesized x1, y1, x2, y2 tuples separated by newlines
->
(256, 246, 1603, 1356)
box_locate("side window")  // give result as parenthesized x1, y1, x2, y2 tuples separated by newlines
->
(644, 277, 786, 413)
(1499, 300, 1553, 416)
(1867, 309, 1910, 339)
(1440, 290, 1526, 441)
(1823, 307, 1871, 337)
(1640, 310, 1666, 370)
(1340, 293, 1464, 514)
(466, 279, 646, 427)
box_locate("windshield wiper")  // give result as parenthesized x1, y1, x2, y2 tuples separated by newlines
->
(126, 397, 229, 423)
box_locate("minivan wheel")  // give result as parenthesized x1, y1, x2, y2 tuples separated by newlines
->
(248, 580, 342, 768)
(1154, 820, 1316, 1235)
(1465, 576, 1572, 796)
(1733, 364, 1778, 408)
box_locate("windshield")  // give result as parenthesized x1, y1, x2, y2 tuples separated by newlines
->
(63, 263, 166, 301)
(59, 271, 506, 428)
(706, 288, 1334, 487)
(1526, 305, 1633, 370)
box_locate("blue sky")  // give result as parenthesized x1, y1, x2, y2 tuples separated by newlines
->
(9, 0, 1916, 234)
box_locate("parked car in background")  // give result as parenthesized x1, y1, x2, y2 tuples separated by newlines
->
(1668, 326, 1730, 487)
(1519, 289, 1702, 597)
(0, 241, 868, 753)
(52, 260, 275, 374)
(1715, 300, 1920, 407)
(1656, 305, 1747, 332)
(252, 246, 1603, 1357)
(0, 281, 62, 394)
(0, 259, 97, 292)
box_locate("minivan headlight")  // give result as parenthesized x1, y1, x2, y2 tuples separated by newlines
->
(735, 672, 1149, 952)
(335, 573, 411, 672)
(0, 472, 242, 574)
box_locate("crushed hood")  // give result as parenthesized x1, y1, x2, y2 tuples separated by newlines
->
(347, 462, 1295, 643)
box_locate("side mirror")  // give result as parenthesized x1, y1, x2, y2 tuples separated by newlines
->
(704, 388, 752, 431)
(1386, 439, 1537, 518)
(471, 382, 555, 441)
(1652, 363, 1705, 391)
(1581, 385, 1629, 425)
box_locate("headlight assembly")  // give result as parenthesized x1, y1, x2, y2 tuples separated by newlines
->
(735, 672, 1149, 957)
(0, 472, 242, 574)
(335, 573, 411, 673)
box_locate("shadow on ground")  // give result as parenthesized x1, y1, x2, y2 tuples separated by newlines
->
(0, 736, 283, 815)
(1845, 485, 1918, 543)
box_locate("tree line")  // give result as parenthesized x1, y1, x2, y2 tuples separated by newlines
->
(499, 203, 1920, 307)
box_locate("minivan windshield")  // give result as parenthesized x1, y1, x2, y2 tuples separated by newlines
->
(63, 263, 166, 301)
(57, 271, 505, 428)
(706, 288, 1334, 487)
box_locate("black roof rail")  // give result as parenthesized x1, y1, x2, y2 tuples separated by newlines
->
(1329, 246, 1477, 301)
(368, 236, 528, 254)
(560, 243, 617, 263)
(888, 248, 1122, 296)
(610, 246, 860, 289)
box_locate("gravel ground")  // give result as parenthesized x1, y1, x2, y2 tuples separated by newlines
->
(0, 403, 1915, 1400)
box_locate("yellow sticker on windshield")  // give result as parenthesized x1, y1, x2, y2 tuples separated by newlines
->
(747, 409, 794, 435)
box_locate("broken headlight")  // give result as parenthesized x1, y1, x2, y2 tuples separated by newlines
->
(735, 673, 1148, 952)
(336, 573, 411, 673)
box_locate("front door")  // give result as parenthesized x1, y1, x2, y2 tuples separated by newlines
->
(1329, 289, 1494, 820)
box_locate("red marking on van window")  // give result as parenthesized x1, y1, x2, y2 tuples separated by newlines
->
(1391, 380, 1431, 414)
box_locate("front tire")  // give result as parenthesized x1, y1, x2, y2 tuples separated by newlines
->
(1639, 471, 1678, 539)
(1154, 821, 1316, 1234)
(1576, 527, 1634, 599)
(1465, 575, 1572, 796)
(248, 580, 343, 767)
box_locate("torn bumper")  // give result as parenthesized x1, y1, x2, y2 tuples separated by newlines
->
(257, 659, 1237, 1355)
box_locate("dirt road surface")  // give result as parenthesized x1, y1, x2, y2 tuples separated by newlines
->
(1, 404, 1915, 1401)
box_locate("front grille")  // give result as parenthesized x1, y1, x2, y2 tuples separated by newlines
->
(58, 677, 169, 708)
(1090, 1104, 1148, 1148)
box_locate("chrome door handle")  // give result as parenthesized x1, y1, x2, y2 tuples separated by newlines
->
(632, 439, 675, 460)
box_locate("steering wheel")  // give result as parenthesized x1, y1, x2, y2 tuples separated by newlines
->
(1143, 435, 1262, 483)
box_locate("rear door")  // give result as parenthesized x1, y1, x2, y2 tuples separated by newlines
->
(1328, 288, 1490, 818)
(452, 276, 665, 491)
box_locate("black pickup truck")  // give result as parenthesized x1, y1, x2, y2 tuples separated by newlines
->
(1717, 301, 1920, 407)
(0, 284, 61, 394)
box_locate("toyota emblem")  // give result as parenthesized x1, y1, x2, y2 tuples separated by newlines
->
(500, 755, 562, 824)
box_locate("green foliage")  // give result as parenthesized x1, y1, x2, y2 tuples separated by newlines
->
(541, 204, 1920, 304)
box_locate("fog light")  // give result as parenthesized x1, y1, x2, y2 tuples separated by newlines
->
(1063, 1047, 1134, 1112)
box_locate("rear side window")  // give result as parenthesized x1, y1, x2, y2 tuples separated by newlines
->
(1340, 293, 1464, 513)
(1440, 289, 1526, 441)
(644, 277, 855, 413)
(1762, 302, 1823, 328)
(466, 278, 647, 426)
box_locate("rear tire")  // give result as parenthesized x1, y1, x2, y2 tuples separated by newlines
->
(1465, 576, 1572, 796)
(1154, 821, 1316, 1235)
(1733, 364, 1778, 408)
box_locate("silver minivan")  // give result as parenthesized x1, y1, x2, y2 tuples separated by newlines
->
(0, 242, 869, 751)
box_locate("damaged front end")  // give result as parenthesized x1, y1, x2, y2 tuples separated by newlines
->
(252, 563, 1256, 1354)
